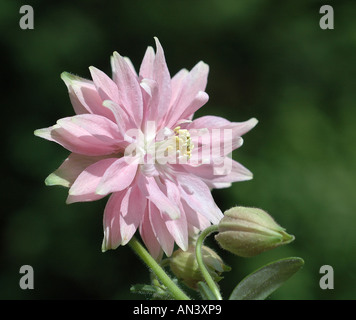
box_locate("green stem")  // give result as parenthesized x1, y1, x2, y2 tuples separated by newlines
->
(128, 236, 190, 300)
(195, 225, 222, 300)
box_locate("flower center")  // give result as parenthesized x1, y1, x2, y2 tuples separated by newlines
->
(154, 126, 194, 164)
(173, 126, 194, 159)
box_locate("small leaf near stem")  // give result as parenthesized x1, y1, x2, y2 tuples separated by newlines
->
(195, 225, 222, 300)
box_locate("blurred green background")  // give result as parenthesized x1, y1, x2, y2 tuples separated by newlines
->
(1, 0, 355, 299)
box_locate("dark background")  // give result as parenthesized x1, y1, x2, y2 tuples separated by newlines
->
(1, 0, 355, 299)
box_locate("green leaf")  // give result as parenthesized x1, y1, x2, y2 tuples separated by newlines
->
(229, 257, 304, 300)
(198, 281, 217, 300)
(130, 283, 174, 300)
(130, 284, 159, 295)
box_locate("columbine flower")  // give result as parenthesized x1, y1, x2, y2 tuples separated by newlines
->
(34, 37, 257, 258)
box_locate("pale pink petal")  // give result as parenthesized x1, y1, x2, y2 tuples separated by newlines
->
(170, 68, 189, 106)
(102, 185, 146, 250)
(176, 173, 223, 224)
(149, 202, 175, 257)
(187, 116, 258, 137)
(140, 176, 180, 219)
(118, 184, 146, 245)
(140, 78, 157, 103)
(35, 127, 118, 156)
(186, 117, 258, 165)
(165, 61, 209, 126)
(57, 114, 122, 142)
(60, 72, 115, 121)
(189, 129, 243, 165)
(96, 157, 138, 196)
(180, 159, 253, 189)
(139, 78, 159, 124)
(182, 200, 211, 232)
(178, 91, 209, 124)
(89, 66, 120, 104)
(35, 114, 122, 156)
(150, 37, 172, 128)
(163, 202, 188, 251)
(102, 192, 123, 251)
(45, 153, 113, 188)
(139, 208, 161, 259)
(123, 57, 138, 76)
(157, 179, 188, 250)
(139, 46, 155, 79)
(67, 158, 118, 203)
(111, 51, 143, 127)
(102, 100, 136, 135)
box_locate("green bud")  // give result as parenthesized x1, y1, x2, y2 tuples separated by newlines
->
(169, 245, 230, 290)
(215, 207, 295, 257)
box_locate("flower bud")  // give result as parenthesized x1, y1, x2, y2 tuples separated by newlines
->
(169, 245, 230, 290)
(215, 207, 294, 257)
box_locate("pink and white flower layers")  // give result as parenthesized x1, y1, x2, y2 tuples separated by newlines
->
(35, 38, 257, 258)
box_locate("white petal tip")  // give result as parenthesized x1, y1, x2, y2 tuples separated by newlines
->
(60, 71, 72, 83)
(249, 117, 259, 127)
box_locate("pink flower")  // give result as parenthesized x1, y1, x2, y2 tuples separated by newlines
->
(34, 38, 257, 258)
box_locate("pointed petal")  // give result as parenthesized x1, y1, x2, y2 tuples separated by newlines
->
(123, 56, 137, 76)
(89, 66, 120, 103)
(67, 158, 118, 203)
(140, 176, 180, 219)
(139, 208, 161, 259)
(151, 37, 172, 126)
(164, 202, 188, 251)
(188, 116, 258, 137)
(111, 51, 143, 127)
(157, 178, 188, 250)
(96, 157, 138, 196)
(57, 114, 121, 142)
(176, 173, 223, 224)
(140, 78, 159, 114)
(35, 114, 122, 156)
(166, 61, 209, 126)
(189, 129, 243, 166)
(61, 72, 115, 121)
(102, 100, 135, 135)
(102, 192, 123, 251)
(139, 46, 155, 79)
(181, 159, 253, 189)
(186, 116, 258, 165)
(178, 91, 209, 123)
(170, 68, 189, 105)
(149, 202, 175, 257)
(118, 184, 146, 245)
(182, 199, 211, 231)
(45, 153, 112, 188)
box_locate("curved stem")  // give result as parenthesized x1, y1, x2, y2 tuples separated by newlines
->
(128, 236, 190, 300)
(195, 225, 222, 300)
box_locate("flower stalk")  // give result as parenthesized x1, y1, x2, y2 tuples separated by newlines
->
(195, 225, 222, 300)
(128, 236, 190, 300)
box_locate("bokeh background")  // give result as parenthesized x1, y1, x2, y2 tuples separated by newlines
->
(1, 0, 355, 300)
